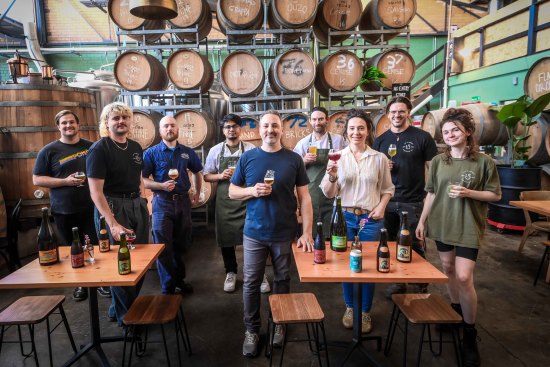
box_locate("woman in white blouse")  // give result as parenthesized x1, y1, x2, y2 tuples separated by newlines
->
(321, 109, 395, 334)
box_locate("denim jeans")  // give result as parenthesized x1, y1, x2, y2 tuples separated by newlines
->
(151, 195, 192, 294)
(342, 211, 383, 312)
(243, 235, 292, 333)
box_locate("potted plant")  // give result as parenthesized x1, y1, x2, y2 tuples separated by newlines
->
(359, 66, 387, 92)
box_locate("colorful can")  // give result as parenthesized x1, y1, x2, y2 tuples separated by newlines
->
(350, 249, 362, 273)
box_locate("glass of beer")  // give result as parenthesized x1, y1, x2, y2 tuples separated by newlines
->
(228, 161, 236, 175)
(388, 144, 397, 160)
(447, 181, 462, 199)
(126, 230, 136, 250)
(168, 168, 179, 181)
(75, 171, 86, 187)
(308, 143, 317, 155)
(264, 170, 275, 186)
(328, 149, 341, 161)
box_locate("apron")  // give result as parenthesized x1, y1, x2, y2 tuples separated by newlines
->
(307, 134, 334, 238)
(215, 142, 247, 247)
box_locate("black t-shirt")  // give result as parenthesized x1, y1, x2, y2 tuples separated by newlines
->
(86, 137, 143, 195)
(33, 139, 94, 214)
(373, 126, 438, 202)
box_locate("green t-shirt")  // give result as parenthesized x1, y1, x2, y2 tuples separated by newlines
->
(425, 153, 501, 249)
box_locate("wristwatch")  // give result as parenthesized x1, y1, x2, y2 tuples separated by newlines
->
(329, 175, 338, 183)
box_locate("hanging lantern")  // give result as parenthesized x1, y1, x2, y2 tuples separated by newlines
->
(41, 65, 54, 80)
(129, 0, 178, 20)
(6, 54, 29, 83)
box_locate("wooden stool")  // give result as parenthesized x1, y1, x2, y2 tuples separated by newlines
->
(0, 295, 77, 367)
(534, 240, 550, 286)
(266, 293, 329, 367)
(384, 293, 463, 367)
(122, 295, 192, 367)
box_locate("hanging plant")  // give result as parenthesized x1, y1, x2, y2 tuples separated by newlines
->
(359, 66, 387, 91)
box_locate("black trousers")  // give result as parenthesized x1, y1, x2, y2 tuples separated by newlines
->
(53, 208, 97, 246)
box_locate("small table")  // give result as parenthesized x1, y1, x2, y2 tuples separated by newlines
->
(292, 242, 448, 366)
(0, 244, 164, 367)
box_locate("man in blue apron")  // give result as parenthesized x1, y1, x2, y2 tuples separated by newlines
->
(204, 114, 256, 293)
(293, 107, 347, 238)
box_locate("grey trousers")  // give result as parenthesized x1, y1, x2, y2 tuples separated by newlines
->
(243, 235, 292, 333)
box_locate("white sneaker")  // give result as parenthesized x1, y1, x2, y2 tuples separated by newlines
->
(224, 272, 237, 293)
(260, 274, 271, 294)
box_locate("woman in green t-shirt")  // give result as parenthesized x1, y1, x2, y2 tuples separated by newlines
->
(416, 108, 501, 367)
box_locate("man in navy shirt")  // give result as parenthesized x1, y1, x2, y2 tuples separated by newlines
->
(143, 115, 203, 294)
(229, 110, 313, 357)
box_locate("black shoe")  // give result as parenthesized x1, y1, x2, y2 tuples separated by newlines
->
(412, 283, 429, 294)
(72, 287, 88, 302)
(175, 281, 193, 294)
(462, 327, 481, 367)
(97, 286, 112, 298)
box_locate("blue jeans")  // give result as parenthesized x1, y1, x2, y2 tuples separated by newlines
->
(342, 211, 383, 312)
(243, 235, 292, 333)
(151, 194, 192, 294)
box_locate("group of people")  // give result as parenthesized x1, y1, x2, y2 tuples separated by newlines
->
(33, 96, 501, 367)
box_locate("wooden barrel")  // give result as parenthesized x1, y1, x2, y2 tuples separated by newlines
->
(267, 0, 318, 42)
(0, 85, 99, 217)
(327, 111, 347, 136)
(166, 49, 214, 92)
(187, 170, 213, 208)
(315, 51, 363, 97)
(313, 0, 363, 44)
(169, 0, 213, 41)
(0, 186, 6, 238)
(421, 103, 509, 146)
(524, 57, 550, 111)
(217, 0, 264, 43)
(220, 51, 265, 97)
(108, 0, 164, 43)
(362, 49, 416, 91)
(268, 49, 316, 95)
(173, 109, 215, 148)
(240, 116, 262, 146)
(359, 0, 416, 44)
(130, 110, 162, 150)
(114, 51, 169, 92)
(521, 113, 550, 166)
(281, 113, 311, 149)
(373, 111, 391, 137)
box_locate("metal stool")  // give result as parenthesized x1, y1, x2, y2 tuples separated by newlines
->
(0, 295, 77, 367)
(122, 295, 192, 367)
(384, 293, 463, 367)
(534, 240, 550, 286)
(266, 293, 329, 367)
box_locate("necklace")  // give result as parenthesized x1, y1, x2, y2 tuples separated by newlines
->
(391, 130, 404, 142)
(110, 138, 128, 151)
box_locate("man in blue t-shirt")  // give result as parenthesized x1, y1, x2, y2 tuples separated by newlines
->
(229, 110, 313, 358)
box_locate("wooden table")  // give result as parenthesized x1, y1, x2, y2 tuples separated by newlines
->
(510, 200, 550, 282)
(0, 244, 164, 367)
(292, 242, 448, 366)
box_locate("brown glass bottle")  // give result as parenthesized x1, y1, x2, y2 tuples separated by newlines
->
(70, 227, 84, 268)
(314, 222, 326, 264)
(396, 211, 412, 263)
(38, 207, 59, 266)
(377, 228, 390, 273)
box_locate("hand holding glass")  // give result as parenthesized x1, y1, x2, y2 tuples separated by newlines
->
(328, 149, 341, 161)
(75, 171, 86, 187)
(447, 181, 462, 199)
(388, 144, 397, 159)
(227, 163, 236, 176)
(264, 170, 275, 186)
(126, 230, 136, 250)
(168, 168, 179, 181)
(308, 144, 317, 155)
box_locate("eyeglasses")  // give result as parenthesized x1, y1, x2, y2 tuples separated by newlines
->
(223, 125, 240, 130)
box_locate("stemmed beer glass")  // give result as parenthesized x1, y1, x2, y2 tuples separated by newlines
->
(126, 230, 136, 250)
(264, 170, 275, 186)
(388, 144, 397, 160)
(168, 168, 179, 181)
(75, 171, 86, 187)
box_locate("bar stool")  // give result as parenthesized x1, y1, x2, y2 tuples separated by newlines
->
(122, 295, 192, 367)
(266, 293, 329, 367)
(0, 295, 77, 367)
(384, 293, 463, 367)
(534, 240, 550, 286)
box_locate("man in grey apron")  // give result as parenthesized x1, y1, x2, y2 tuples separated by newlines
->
(294, 107, 347, 238)
(204, 114, 256, 293)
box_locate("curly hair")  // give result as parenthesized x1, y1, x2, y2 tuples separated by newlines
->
(344, 108, 373, 146)
(98, 102, 133, 137)
(440, 107, 479, 163)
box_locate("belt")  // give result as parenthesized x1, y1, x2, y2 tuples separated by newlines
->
(154, 192, 186, 201)
(106, 191, 140, 199)
(342, 207, 370, 216)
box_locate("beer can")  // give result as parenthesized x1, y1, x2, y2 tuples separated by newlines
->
(350, 249, 362, 273)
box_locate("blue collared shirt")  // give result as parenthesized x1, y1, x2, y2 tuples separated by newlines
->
(142, 141, 203, 194)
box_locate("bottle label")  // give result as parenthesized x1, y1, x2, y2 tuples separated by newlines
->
(119, 260, 131, 275)
(350, 250, 362, 273)
(378, 258, 390, 272)
(71, 253, 84, 268)
(397, 244, 411, 262)
(39, 249, 58, 265)
(314, 249, 326, 264)
(99, 239, 110, 252)
(331, 235, 347, 249)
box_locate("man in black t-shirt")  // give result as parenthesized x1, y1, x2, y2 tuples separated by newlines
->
(373, 97, 438, 297)
(33, 109, 103, 302)
(87, 102, 149, 328)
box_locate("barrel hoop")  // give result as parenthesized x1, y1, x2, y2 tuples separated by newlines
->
(0, 101, 96, 108)
(0, 126, 99, 133)
(0, 84, 96, 93)
(0, 152, 38, 159)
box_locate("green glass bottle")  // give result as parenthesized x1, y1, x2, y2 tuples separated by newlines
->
(330, 196, 347, 252)
(118, 232, 131, 275)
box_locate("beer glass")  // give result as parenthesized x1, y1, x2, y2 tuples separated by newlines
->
(168, 168, 179, 180)
(388, 144, 397, 160)
(308, 143, 317, 155)
(126, 230, 136, 250)
(75, 171, 86, 187)
(328, 149, 341, 161)
(447, 181, 462, 199)
(264, 170, 275, 186)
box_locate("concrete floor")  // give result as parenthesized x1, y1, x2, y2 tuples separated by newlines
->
(0, 224, 549, 367)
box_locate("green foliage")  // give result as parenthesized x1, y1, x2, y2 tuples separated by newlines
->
(360, 66, 387, 88)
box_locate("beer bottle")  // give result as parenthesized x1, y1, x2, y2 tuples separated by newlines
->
(98, 216, 110, 252)
(38, 207, 59, 265)
(396, 211, 412, 263)
(377, 228, 390, 273)
(313, 222, 326, 264)
(330, 196, 347, 252)
(118, 232, 131, 275)
(70, 227, 84, 268)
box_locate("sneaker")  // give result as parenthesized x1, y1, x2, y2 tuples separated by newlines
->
(224, 272, 237, 293)
(242, 330, 259, 357)
(97, 286, 112, 298)
(175, 281, 194, 294)
(260, 274, 271, 294)
(462, 327, 481, 367)
(412, 283, 429, 294)
(72, 287, 88, 302)
(342, 307, 353, 329)
(272, 325, 285, 348)
(362, 312, 373, 334)
(385, 283, 407, 300)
